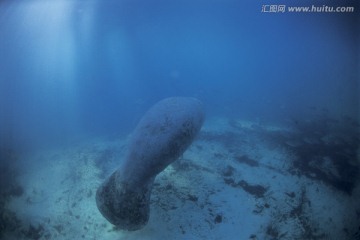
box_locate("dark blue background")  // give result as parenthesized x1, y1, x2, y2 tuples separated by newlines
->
(0, 0, 358, 149)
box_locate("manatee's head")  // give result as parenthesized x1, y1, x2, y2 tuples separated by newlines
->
(95, 171, 153, 231)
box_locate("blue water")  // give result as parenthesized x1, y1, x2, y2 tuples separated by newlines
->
(0, 1, 359, 239)
(0, 0, 358, 148)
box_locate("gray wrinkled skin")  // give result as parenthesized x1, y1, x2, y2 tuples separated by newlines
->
(96, 97, 205, 231)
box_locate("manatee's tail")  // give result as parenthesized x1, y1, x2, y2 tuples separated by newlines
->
(96, 171, 152, 231)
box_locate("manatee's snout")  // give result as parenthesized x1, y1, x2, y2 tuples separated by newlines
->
(96, 97, 204, 231)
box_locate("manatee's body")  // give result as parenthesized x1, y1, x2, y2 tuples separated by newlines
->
(96, 97, 204, 231)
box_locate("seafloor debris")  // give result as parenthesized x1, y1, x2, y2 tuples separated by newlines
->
(223, 178, 268, 198)
(235, 155, 259, 167)
(265, 115, 360, 194)
(214, 214, 222, 224)
(0, 146, 25, 239)
(266, 187, 327, 239)
(21, 224, 45, 240)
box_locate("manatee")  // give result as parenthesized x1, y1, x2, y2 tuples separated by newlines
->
(96, 97, 205, 231)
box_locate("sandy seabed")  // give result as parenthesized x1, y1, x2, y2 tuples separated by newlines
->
(3, 117, 360, 240)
